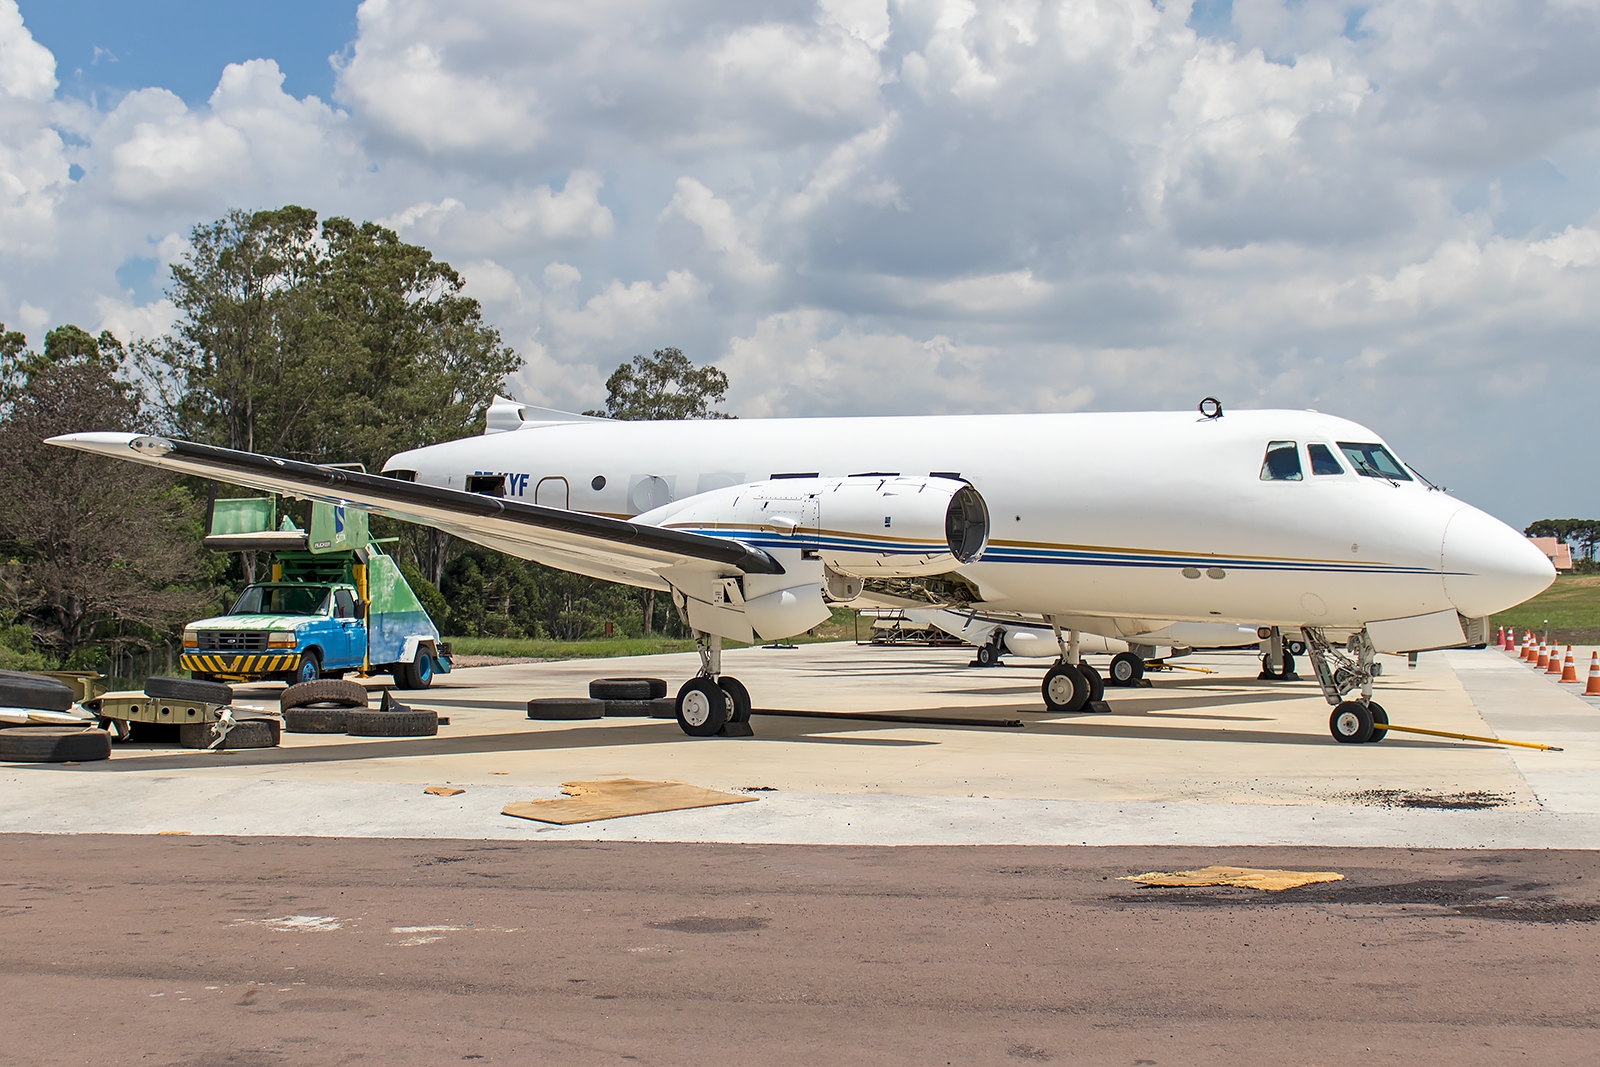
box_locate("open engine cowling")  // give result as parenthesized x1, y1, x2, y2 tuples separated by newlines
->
(647, 475, 990, 578)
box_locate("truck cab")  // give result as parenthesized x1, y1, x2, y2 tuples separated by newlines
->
(180, 498, 450, 688)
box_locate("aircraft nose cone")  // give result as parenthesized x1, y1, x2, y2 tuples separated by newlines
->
(1442, 506, 1555, 617)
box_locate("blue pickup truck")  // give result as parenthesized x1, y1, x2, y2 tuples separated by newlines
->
(179, 499, 451, 688)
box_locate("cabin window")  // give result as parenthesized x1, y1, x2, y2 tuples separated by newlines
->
(1307, 443, 1344, 476)
(1337, 442, 1413, 481)
(1259, 441, 1303, 481)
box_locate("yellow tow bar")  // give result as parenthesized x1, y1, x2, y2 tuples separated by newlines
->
(1146, 661, 1217, 675)
(1380, 721, 1562, 752)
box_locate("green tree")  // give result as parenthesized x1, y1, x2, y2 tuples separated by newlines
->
(142, 206, 521, 472)
(0, 325, 214, 664)
(587, 347, 732, 421)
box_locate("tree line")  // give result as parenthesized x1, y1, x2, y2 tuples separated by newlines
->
(0, 203, 730, 678)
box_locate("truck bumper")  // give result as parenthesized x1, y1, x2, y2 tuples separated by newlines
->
(181, 652, 302, 679)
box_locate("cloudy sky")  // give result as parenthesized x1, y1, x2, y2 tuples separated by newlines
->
(2, 0, 1597, 525)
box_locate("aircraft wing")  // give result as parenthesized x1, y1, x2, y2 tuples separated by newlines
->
(46, 433, 783, 586)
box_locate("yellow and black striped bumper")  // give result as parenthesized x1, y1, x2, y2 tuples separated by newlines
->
(180, 652, 302, 678)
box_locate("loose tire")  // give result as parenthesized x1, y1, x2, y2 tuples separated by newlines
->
(144, 675, 233, 705)
(284, 706, 351, 733)
(345, 709, 439, 737)
(589, 677, 668, 701)
(719, 676, 753, 723)
(676, 678, 728, 737)
(181, 720, 280, 749)
(0, 671, 75, 711)
(281, 678, 369, 711)
(1330, 701, 1374, 744)
(1109, 653, 1144, 687)
(0, 726, 111, 762)
(646, 697, 678, 719)
(526, 697, 604, 720)
(1042, 662, 1089, 713)
(602, 700, 657, 717)
(1366, 701, 1389, 744)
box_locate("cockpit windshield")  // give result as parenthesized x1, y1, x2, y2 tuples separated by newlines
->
(1337, 442, 1412, 482)
(229, 584, 331, 616)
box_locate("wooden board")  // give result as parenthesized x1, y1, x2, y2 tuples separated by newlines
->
(502, 778, 756, 825)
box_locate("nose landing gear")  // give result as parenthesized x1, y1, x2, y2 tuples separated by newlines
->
(1305, 628, 1390, 743)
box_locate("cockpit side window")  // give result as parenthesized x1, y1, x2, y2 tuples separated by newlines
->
(1307, 443, 1344, 476)
(1259, 441, 1303, 481)
(1337, 442, 1413, 481)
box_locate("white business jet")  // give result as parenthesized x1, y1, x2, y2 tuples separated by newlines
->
(51, 397, 1553, 744)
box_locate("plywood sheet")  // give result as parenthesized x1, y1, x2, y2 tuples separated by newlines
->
(1119, 865, 1344, 891)
(502, 778, 757, 825)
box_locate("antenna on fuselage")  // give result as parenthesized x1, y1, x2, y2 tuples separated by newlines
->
(1197, 397, 1224, 420)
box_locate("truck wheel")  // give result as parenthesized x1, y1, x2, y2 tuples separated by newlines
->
(281, 679, 369, 711)
(293, 651, 321, 685)
(0, 671, 75, 711)
(145, 675, 234, 705)
(396, 649, 434, 690)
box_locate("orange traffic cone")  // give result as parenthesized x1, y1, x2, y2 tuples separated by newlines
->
(1496, 626, 1505, 649)
(1524, 633, 1538, 661)
(1548, 645, 1566, 675)
(1536, 642, 1549, 669)
(1562, 647, 1579, 682)
(1585, 653, 1600, 696)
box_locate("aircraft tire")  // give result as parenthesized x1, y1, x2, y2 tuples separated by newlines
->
(281, 679, 370, 711)
(345, 709, 439, 737)
(590, 677, 668, 701)
(676, 678, 728, 737)
(145, 675, 234, 706)
(181, 720, 280, 749)
(1042, 663, 1089, 713)
(1109, 653, 1143, 687)
(0, 726, 111, 762)
(719, 676, 752, 723)
(526, 698, 603, 720)
(1077, 662, 1105, 705)
(1366, 701, 1388, 743)
(1287, 640, 1307, 656)
(1329, 701, 1374, 744)
(285, 706, 351, 733)
(0, 671, 75, 711)
(975, 643, 1000, 667)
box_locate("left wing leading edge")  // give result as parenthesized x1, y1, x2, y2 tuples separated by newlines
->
(46, 433, 784, 586)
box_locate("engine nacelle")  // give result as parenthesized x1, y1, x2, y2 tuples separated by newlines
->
(644, 475, 990, 578)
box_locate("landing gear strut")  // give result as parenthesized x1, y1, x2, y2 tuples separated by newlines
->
(1040, 619, 1107, 713)
(1303, 628, 1388, 744)
(674, 631, 754, 737)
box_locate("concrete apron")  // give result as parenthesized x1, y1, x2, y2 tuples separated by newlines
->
(1, 644, 1595, 848)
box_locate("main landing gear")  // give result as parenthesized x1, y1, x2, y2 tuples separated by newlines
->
(674, 632, 754, 737)
(1302, 627, 1389, 744)
(1041, 620, 1109, 714)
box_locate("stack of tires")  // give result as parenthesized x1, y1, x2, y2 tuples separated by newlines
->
(0, 670, 111, 763)
(281, 680, 438, 737)
(142, 676, 281, 749)
(526, 678, 673, 721)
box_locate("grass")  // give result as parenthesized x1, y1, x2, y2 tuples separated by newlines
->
(1493, 574, 1600, 639)
(447, 609, 861, 661)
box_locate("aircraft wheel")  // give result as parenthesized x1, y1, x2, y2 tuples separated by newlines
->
(1077, 661, 1105, 705)
(1109, 652, 1143, 687)
(676, 678, 728, 737)
(1329, 701, 1374, 744)
(1042, 663, 1089, 713)
(1287, 640, 1307, 656)
(719, 676, 752, 723)
(975, 643, 1001, 667)
(1366, 701, 1388, 743)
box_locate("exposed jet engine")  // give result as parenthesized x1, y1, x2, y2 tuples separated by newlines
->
(642, 476, 990, 642)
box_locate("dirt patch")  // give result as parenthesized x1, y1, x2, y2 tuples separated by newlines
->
(646, 916, 770, 934)
(1111, 876, 1599, 922)
(1334, 789, 1513, 810)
